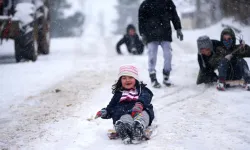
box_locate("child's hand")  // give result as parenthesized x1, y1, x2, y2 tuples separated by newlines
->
(240, 39, 246, 49)
(131, 102, 143, 117)
(95, 108, 107, 119)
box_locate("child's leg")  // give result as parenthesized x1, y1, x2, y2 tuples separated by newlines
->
(233, 59, 250, 82)
(134, 111, 150, 129)
(218, 58, 230, 81)
(131, 111, 150, 142)
(114, 114, 134, 144)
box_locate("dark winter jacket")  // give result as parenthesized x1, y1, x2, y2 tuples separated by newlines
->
(197, 40, 222, 84)
(103, 84, 154, 126)
(116, 24, 143, 54)
(138, 0, 182, 43)
(209, 28, 250, 69)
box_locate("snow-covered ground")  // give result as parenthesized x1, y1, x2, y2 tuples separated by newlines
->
(1, 0, 250, 150)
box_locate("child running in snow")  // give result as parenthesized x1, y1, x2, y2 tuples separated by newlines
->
(96, 64, 154, 144)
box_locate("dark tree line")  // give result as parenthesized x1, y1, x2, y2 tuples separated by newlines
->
(220, 0, 250, 25)
(49, 0, 85, 38)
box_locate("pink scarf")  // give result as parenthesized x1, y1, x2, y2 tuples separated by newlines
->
(119, 88, 139, 102)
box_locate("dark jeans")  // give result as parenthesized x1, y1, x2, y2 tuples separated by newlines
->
(218, 58, 250, 83)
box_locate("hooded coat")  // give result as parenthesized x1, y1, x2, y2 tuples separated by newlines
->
(207, 28, 250, 81)
(138, 0, 182, 43)
(116, 24, 144, 54)
(209, 28, 250, 69)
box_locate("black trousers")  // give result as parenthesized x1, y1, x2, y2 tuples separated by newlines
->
(218, 58, 250, 83)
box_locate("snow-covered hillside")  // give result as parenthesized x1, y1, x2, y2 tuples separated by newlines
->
(0, 0, 250, 150)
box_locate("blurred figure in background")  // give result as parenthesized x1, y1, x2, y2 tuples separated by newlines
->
(116, 24, 144, 55)
(139, 0, 183, 88)
(114, 0, 140, 34)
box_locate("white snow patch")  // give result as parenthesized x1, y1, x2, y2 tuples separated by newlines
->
(0, 38, 82, 118)
(15, 3, 35, 26)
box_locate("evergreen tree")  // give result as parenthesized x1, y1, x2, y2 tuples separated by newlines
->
(49, 0, 84, 37)
(220, 0, 250, 25)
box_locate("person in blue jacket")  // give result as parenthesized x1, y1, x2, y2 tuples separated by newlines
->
(96, 64, 154, 144)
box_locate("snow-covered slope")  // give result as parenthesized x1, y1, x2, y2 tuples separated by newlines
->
(1, 0, 250, 150)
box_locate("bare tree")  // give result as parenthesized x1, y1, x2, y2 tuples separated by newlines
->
(220, 0, 250, 25)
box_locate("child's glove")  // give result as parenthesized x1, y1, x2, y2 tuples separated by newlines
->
(225, 54, 233, 61)
(131, 102, 143, 117)
(240, 39, 246, 48)
(95, 108, 107, 119)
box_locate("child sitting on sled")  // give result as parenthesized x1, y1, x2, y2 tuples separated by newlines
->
(96, 64, 155, 144)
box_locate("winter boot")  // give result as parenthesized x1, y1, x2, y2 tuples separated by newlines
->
(115, 121, 131, 144)
(131, 120, 144, 144)
(149, 73, 161, 88)
(244, 78, 250, 91)
(217, 78, 226, 91)
(245, 83, 250, 91)
(163, 70, 172, 86)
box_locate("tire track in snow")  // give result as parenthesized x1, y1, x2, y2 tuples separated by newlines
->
(155, 86, 208, 111)
(156, 86, 186, 99)
(0, 69, 115, 149)
(157, 87, 208, 111)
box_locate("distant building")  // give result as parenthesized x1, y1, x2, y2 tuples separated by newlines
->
(177, 0, 222, 30)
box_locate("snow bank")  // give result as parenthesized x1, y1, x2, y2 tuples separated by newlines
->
(0, 38, 82, 118)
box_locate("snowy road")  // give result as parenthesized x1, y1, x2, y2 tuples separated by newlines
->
(1, 0, 250, 150)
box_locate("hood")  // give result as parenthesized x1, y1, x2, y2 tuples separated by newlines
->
(220, 27, 236, 46)
(126, 24, 136, 34)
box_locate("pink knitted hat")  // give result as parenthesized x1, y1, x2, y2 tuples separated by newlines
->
(118, 64, 139, 80)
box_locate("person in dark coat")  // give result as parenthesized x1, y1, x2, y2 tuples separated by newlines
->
(96, 65, 154, 144)
(138, 0, 183, 88)
(209, 28, 250, 91)
(116, 24, 144, 55)
(196, 36, 222, 85)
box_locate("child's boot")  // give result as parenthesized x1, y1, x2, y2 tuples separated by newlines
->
(115, 121, 131, 144)
(245, 82, 250, 91)
(131, 120, 144, 144)
(149, 72, 161, 88)
(217, 78, 226, 91)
